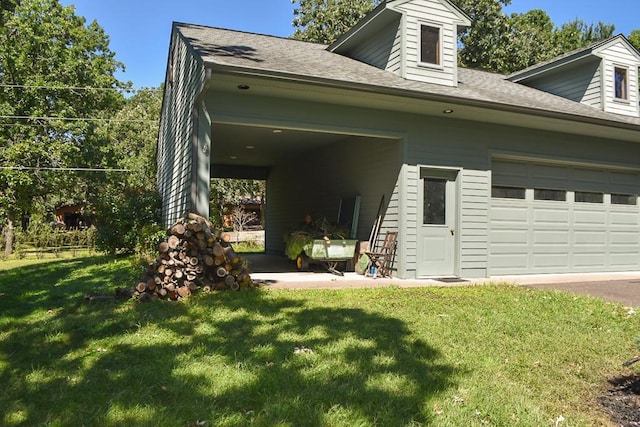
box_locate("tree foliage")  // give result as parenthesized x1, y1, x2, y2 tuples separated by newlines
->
(87, 88, 164, 254)
(453, 0, 614, 73)
(0, 0, 127, 253)
(292, 0, 382, 44)
(209, 179, 265, 228)
(629, 29, 640, 51)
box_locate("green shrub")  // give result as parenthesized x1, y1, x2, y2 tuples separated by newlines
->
(91, 185, 162, 255)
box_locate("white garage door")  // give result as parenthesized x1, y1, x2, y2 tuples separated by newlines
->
(490, 159, 640, 275)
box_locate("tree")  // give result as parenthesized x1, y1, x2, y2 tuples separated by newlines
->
(553, 19, 615, 55)
(209, 179, 265, 228)
(629, 29, 640, 51)
(453, 0, 512, 71)
(0, 0, 127, 254)
(87, 87, 163, 254)
(452, 1, 614, 73)
(292, 0, 381, 44)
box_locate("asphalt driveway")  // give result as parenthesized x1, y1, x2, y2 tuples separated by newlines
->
(524, 279, 640, 307)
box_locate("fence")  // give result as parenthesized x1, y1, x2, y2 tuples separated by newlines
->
(12, 227, 97, 258)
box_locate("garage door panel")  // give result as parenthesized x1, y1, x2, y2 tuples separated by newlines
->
(532, 253, 569, 268)
(490, 229, 528, 245)
(610, 231, 639, 245)
(610, 211, 639, 226)
(491, 205, 528, 223)
(533, 230, 569, 245)
(491, 254, 528, 270)
(573, 210, 606, 225)
(610, 253, 639, 268)
(532, 208, 569, 224)
(574, 230, 607, 245)
(573, 254, 606, 268)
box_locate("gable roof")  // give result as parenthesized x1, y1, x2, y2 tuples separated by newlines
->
(508, 34, 640, 83)
(329, 0, 471, 53)
(174, 23, 640, 130)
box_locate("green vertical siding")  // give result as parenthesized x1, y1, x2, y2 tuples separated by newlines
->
(157, 28, 207, 227)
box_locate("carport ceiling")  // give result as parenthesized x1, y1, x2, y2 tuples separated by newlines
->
(211, 122, 353, 168)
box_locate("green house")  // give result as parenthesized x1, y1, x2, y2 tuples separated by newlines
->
(158, 0, 640, 279)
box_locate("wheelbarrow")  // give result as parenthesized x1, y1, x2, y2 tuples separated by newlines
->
(295, 238, 358, 276)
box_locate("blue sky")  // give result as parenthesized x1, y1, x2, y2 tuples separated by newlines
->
(59, 0, 640, 90)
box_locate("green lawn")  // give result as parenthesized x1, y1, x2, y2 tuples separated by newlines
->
(0, 255, 637, 426)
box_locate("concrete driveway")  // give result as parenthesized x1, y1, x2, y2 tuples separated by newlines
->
(246, 254, 640, 306)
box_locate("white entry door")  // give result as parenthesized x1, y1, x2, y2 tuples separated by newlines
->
(417, 169, 458, 277)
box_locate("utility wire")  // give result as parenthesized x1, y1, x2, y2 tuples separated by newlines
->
(1, 166, 131, 172)
(0, 115, 158, 123)
(0, 83, 161, 92)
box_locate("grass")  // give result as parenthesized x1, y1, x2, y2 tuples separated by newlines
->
(0, 255, 638, 426)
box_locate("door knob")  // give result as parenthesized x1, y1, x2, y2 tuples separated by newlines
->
(450, 229, 455, 236)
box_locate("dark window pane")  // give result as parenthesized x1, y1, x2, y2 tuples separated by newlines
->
(424, 178, 446, 224)
(575, 191, 603, 203)
(534, 189, 566, 201)
(421, 25, 440, 65)
(615, 67, 628, 100)
(612, 194, 637, 205)
(491, 186, 525, 199)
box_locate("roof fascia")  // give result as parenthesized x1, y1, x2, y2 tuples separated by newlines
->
(508, 51, 597, 83)
(205, 62, 640, 133)
(328, 2, 391, 52)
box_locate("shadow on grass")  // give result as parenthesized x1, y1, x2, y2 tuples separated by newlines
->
(0, 258, 458, 426)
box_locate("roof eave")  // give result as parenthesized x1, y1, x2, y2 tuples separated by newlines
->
(206, 62, 640, 133)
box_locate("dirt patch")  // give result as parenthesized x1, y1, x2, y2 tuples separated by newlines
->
(599, 373, 640, 426)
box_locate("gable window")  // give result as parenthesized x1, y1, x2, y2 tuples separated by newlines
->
(420, 24, 441, 66)
(614, 67, 628, 100)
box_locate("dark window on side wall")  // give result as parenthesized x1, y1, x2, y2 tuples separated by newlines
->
(420, 25, 440, 65)
(491, 186, 525, 199)
(615, 67, 628, 100)
(612, 194, 637, 205)
(575, 191, 603, 203)
(534, 189, 566, 201)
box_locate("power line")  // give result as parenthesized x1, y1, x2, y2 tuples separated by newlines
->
(1, 166, 131, 172)
(0, 83, 161, 92)
(0, 115, 158, 123)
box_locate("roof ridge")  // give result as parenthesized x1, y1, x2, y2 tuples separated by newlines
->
(173, 21, 329, 48)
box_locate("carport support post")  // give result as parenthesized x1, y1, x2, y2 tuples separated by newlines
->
(190, 100, 211, 218)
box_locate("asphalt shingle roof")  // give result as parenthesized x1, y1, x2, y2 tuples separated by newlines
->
(175, 22, 640, 129)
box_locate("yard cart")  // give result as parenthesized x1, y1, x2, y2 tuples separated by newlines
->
(290, 237, 358, 276)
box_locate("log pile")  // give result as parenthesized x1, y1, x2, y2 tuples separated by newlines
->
(134, 213, 256, 301)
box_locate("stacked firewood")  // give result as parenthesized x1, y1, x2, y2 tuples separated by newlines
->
(134, 213, 256, 301)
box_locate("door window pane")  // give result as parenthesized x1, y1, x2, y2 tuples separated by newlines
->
(424, 178, 446, 224)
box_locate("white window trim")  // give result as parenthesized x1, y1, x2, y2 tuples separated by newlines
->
(417, 21, 444, 70)
(613, 64, 630, 102)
